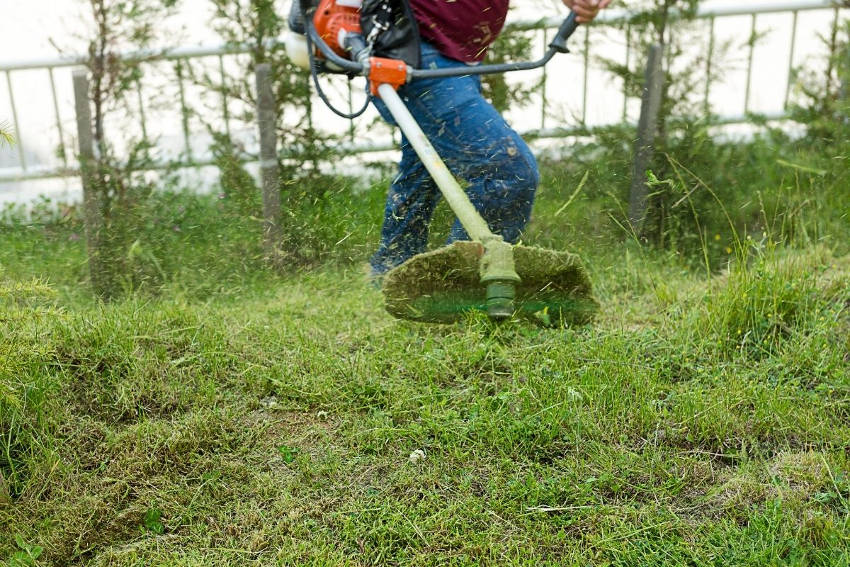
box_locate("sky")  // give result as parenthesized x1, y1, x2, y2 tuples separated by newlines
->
(0, 0, 844, 203)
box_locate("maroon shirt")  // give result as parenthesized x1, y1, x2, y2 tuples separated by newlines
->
(408, 0, 510, 63)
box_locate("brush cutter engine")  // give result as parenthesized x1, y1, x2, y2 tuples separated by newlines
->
(287, 0, 414, 102)
(313, 0, 363, 58)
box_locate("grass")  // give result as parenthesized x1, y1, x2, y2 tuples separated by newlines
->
(0, 134, 849, 565)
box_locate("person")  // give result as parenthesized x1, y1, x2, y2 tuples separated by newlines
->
(369, 0, 611, 278)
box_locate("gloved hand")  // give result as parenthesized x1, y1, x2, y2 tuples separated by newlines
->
(562, 0, 612, 23)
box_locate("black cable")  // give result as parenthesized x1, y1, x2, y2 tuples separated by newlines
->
(304, 22, 372, 120)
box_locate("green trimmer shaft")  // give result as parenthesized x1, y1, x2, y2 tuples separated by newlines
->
(376, 83, 597, 325)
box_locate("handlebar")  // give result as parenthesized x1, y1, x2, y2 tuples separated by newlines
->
(549, 11, 580, 54)
(409, 11, 578, 80)
(306, 11, 580, 82)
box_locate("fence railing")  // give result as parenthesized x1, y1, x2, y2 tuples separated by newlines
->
(0, 0, 846, 186)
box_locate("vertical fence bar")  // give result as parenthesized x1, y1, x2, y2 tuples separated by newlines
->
(744, 14, 757, 113)
(825, 7, 841, 95)
(842, 26, 850, 108)
(622, 23, 631, 122)
(5, 71, 26, 171)
(73, 69, 109, 298)
(704, 16, 715, 117)
(219, 55, 231, 139)
(175, 59, 192, 160)
(665, 29, 675, 79)
(582, 26, 590, 125)
(136, 78, 148, 142)
(784, 12, 801, 109)
(348, 81, 355, 142)
(255, 63, 282, 261)
(541, 28, 548, 130)
(48, 67, 68, 168)
(305, 74, 314, 133)
(629, 43, 665, 234)
(784, 11, 799, 109)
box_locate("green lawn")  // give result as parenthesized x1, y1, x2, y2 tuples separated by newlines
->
(2, 237, 848, 565)
(1, 139, 849, 565)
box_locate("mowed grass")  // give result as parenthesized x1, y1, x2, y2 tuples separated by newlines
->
(1, 143, 850, 565)
(2, 246, 848, 565)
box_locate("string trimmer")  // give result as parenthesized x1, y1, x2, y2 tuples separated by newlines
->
(288, 0, 597, 325)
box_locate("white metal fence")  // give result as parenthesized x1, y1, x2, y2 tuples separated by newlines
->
(0, 0, 846, 188)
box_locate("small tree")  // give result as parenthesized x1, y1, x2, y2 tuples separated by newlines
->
(791, 16, 850, 143)
(597, 0, 741, 248)
(75, 0, 181, 298)
(85, 0, 179, 155)
(607, 0, 702, 130)
(196, 0, 339, 264)
(203, 0, 323, 173)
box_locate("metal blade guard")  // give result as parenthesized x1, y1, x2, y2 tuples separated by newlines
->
(383, 241, 598, 326)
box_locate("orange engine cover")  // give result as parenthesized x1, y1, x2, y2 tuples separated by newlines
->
(313, 0, 362, 58)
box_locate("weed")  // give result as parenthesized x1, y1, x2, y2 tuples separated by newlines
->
(141, 507, 165, 535)
(6, 535, 43, 566)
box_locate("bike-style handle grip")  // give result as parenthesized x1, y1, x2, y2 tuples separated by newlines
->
(304, 8, 583, 81)
(549, 11, 579, 54)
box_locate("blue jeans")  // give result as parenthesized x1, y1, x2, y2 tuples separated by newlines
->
(369, 42, 540, 276)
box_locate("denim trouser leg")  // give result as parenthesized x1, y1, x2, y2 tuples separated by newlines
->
(369, 43, 540, 276)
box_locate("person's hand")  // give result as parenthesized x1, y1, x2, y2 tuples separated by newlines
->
(562, 0, 612, 23)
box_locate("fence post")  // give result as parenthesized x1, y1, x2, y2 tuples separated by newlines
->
(255, 63, 282, 261)
(841, 40, 850, 119)
(73, 69, 109, 297)
(628, 43, 665, 234)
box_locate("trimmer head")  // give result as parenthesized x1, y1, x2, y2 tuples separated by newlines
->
(382, 242, 598, 326)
